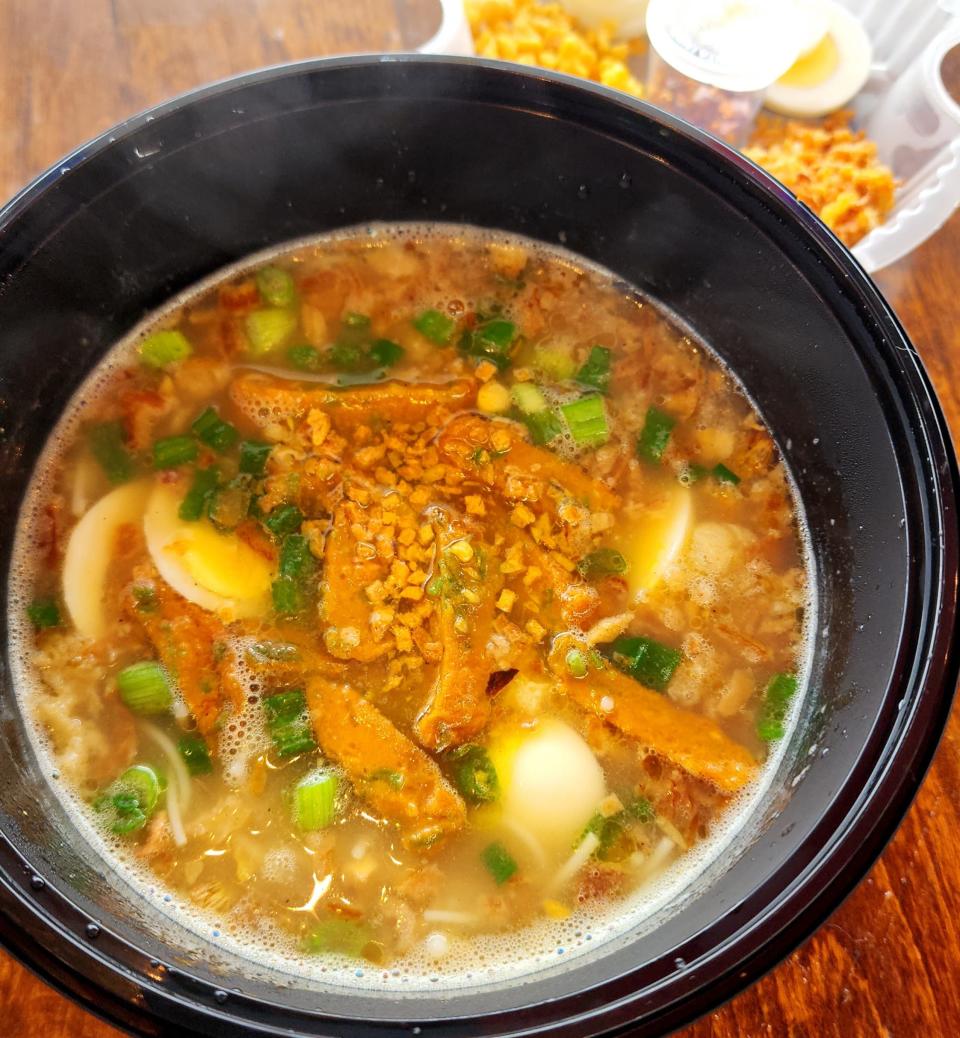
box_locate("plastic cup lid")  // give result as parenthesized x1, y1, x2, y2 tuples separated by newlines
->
(646, 0, 812, 93)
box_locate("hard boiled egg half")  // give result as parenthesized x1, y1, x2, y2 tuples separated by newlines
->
(766, 0, 872, 118)
(619, 480, 693, 601)
(143, 481, 273, 620)
(489, 717, 606, 855)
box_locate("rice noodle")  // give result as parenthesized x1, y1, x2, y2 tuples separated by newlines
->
(164, 776, 187, 847)
(634, 836, 676, 883)
(422, 909, 479, 925)
(140, 721, 192, 812)
(549, 831, 600, 894)
(501, 817, 548, 871)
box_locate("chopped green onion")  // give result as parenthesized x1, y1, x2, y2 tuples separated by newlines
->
(328, 340, 368, 372)
(264, 689, 317, 759)
(191, 407, 238, 452)
(449, 745, 499, 804)
(239, 440, 272, 477)
(263, 503, 304, 539)
(302, 917, 372, 957)
(369, 338, 404, 367)
(118, 764, 161, 812)
(343, 311, 371, 329)
(293, 771, 338, 830)
(532, 345, 576, 382)
(627, 796, 655, 823)
(245, 308, 297, 355)
(576, 346, 612, 393)
(577, 548, 627, 579)
(27, 598, 61, 630)
(367, 768, 405, 790)
(255, 266, 296, 307)
(208, 479, 252, 532)
(757, 672, 798, 742)
(580, 812, 625, 860)
(565, 648, 588, 678)
(152, 435, 198, 470)
(117, 661, 173, 714)
(678, 462, 708, 486)
(94, 763, 162, 835)
(272, 576, 306, 616)
(287, 343, 323, 371)
(561, 394, 609, 447)
(178, 734, 213, 776)
(637, 407, 675, 464)
(89, 421, 134, 485)
(413, 308, 455, 345)
(279, 533, 315, 581)
(609, 635, 682, 692)
(139, 329, 192, 368)
(482, 841, 518, 885)
(178, 466, 219, 521)
(132, 585, 157, 612)
(524, 408, 563, 446)
(713, 462, 741, 485)
(460, 319, 517, 368)
(510, 382, 548, 415)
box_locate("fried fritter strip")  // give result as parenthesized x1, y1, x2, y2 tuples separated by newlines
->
(319, 501, 390, 662)
(554, 662, 756, 795)
(304, 675, 467, 847)
(438, 414, 620, 515)
(413, 509, 499, 752)
(230, 373, 476, 430)
(123, 564, 243, 735)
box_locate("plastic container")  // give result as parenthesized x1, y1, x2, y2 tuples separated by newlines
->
(644, 0, 806, 144)
(844, 3, 960, 272)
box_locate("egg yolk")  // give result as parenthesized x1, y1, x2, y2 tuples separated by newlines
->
(778, 31, 840, 88)
(168, 523, 273, 601)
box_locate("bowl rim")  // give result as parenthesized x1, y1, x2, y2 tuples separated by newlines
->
(0, 52, 957, 1038)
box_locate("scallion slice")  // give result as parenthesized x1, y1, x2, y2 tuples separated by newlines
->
(178, 734, 213, 776)
(287, 343, 322, 371)
(264, 689, 317, 759)
(293, 771, 338, 830)
(532, 345, 576, 382)
(117, 661, 173, 714)
(279, 533, 315, 581)
(576, 345, 612, 393)
(272, 576, 306, 617)
(609, 635, 682, 692)
(343, 311, 371, 329)
(89, 421, 134, 485)
(263, 502, 304, 539)
(255, 266, 296, 307)
(637, 407, 675, 463)
(178, 466, 219, 521)
(27, 598, 61, 630)
(565, 648, 589, 678)
(757, 672, 798, 742)
(413, 309, 455, 345)
(302, 917, 371, 957)
(239, 440, 272, 477)
(524, 409, 563, 445)
(191, 407, 238, 452)
(510, 382, 548, 415)
(481, 841, 518, 885)
(561, 394, 609, 447)
(460, 318, 517, 368)
(369, 338, 404, 368)
(152, 435, 198, 470)
(94, 763, 162, 835)
(245, 308, 297, 355)
(577, 548, 627, 579)
(139, 329, 192, 368)
(449, 745, 499, 804)
(713, 462, 741, 485)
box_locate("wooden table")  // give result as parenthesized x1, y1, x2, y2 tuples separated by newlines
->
(2, 1, 958, 1034)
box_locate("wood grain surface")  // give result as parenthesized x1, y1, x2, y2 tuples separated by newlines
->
(1, 1, 958, 1035)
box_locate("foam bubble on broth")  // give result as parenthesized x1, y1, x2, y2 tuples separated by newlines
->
(6, 222, 818, 991)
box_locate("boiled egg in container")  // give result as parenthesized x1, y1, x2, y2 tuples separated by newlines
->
(143, 481, 273, 619)
(766, 0, 872, 118)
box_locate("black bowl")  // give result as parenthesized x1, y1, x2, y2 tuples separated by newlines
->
(0, 56, 956, 1037)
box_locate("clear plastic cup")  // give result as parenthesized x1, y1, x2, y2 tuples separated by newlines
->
(644, 0, 806, 145)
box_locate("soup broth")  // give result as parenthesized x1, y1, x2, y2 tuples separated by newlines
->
(12, 226, 810, 975)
